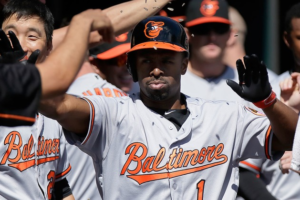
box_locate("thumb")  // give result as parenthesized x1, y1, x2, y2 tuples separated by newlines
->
(27, 49, 40, 64)
(226, 79, 243, 97)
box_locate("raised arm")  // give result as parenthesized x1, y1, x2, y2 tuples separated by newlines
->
(37, 9, 114, 100)
(53, 0, 171, 49)
(227, 55, 298, 151)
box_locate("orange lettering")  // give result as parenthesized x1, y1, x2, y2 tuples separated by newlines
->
(181, 150, 199, 167)
(120, 143, 147, 175)
(142, 156, 154, 173)
(198, 148, 208, 164)
(153, 148, 166, 171)
(22, 144, 28, 160)
(168, 149, 177, 170)
(1, 131, 22, 164)
(94, 88, 102, 95)
(207, 146, 216, 162)
(173, 148, 183, 168)
(103, 88, 113, 97)
(28, 135, 35, 158)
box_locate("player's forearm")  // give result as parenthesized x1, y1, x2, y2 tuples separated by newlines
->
(39, 95, 90, 135)
(103, 0, 170, 36)
(38, 16, 91, 99)
(53, 0, 171, 49)
(263, 100, 298, 151)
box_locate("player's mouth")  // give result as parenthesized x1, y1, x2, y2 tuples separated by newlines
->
(148, 80, 167, 90)
(119, 75, 132, 84)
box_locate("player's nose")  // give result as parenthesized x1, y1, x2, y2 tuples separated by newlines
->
(150, 67, 164, 78)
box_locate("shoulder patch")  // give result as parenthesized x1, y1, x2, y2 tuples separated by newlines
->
(245, 106, 265, 117)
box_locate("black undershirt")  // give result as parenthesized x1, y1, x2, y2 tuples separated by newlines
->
(149, 94, 190, 131)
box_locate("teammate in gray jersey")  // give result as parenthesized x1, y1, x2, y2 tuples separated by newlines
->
(0, 0, 115, 198)
(182, 0, 277, 103)
(238, 3, 300, 200)
(39, 15, 298, 200)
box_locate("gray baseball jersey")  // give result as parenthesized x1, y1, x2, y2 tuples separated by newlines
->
(64, 93, 279, 200)
(239, 71, 300, 200)
(66, 72, 127, 200)
(0, 114, 71, 200)
(181, 66, 278, 104)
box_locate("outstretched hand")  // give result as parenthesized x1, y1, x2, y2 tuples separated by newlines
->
(0, 30, 25, 63)
(0, 29, 40, 64)
(77, 9, 114, 44)
(280, 72, 300, 112)
(226, 54, 272, 103)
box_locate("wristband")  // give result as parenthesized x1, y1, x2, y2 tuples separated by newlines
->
(253, 91, 276, 109)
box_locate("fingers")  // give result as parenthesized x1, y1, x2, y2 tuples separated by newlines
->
(279, 151, 293, 174)
(8, 31, 22, 51)
(226, 79, 243, 97)
(280, 77, 297, 93)
(243, 55, 252, 86)
(0, 29, 12, 53)
(85, 9, 115, 43)
(236, 59, 245, 84)
(27, 49, 40, 64)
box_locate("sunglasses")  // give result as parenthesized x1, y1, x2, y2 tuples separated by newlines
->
(188, 23, 230, 35)
(106, 54, 127, 67)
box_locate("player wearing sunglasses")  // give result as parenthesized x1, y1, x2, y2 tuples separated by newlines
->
(181, 0, 252, 104)
(89, 32, 133, 93)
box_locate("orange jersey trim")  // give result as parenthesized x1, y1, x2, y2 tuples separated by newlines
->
(56, 164, 71, 179)
(0, 113, 35, 123)
(240, 161, 261, 172)
(265, 126, 272, 159)
(8, 156, 59, 172)
(127, 157, 227, 185)
(82, 98, 95, 145)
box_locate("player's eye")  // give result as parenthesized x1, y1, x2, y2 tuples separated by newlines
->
(28, 35, 38, 40)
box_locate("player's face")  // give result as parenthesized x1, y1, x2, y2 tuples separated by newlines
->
(285, 18, 300, 62)
(188, 23, 230, 62)
(135, 49, 188, 101)
(2, 14, 52, 63)
(101, 54, 133, 93)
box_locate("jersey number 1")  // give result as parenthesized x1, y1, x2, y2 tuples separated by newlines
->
(197, 180, 205, 200)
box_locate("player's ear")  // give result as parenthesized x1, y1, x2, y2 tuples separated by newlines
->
(181, 54, 188, 75)
(283, 31, 291, 49)
(185, 27, 191, 41)
(46, 41, 53, 55)
(226, 29, 237, 47)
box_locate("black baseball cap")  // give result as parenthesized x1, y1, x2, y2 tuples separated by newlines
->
(158, 0, 191, 25)
(185, 0, 231, 27)
(90, 32, 131, 60)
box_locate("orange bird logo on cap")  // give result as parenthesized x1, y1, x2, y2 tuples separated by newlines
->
(115, 32, 128, 42)
(200, 0, 219, 17)
(144, 21, 165, 39)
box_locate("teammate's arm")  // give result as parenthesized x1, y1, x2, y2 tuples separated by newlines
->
(39, 95, 90, 135)
(238, 168, 277, 200)
(52, 0, 171, 49)
(227, 55, 298, 151)
(36, 9, 114, 100)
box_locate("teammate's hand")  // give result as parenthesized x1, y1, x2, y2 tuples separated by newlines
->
(77, 9, 114, 43)
(280, 73, 300, 112)
(279, 151, 293, 174)
(0, 29, 26, 63)
(20, 49, 40, 65)
(226, 54, 272, 103)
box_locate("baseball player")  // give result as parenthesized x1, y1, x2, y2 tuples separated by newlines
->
(0, 0, 115, 199)
(238, 4, 300, 199)
(53, 1, 176, 199)
(181, 0, 277, 103)
(0, 6, 113, 127)
(39, 16, 298, 200)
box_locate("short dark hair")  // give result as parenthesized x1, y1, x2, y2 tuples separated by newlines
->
(2, 0, 54, 43)
(285, 3, 300, 33)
